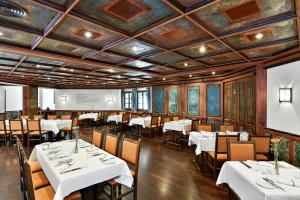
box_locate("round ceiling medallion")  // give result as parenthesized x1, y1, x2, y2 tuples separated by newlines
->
(0, 1, 28, 18)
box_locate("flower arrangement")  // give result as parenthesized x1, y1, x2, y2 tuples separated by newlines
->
(73, 127, 80, 153)
(271, 137, 288, 175)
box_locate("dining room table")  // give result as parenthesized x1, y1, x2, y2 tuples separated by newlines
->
(162, 119, 192, 145)
(29, 139, 133, 200)
(5, 119, 72, 135)
(78, 113, 98, 121)
(107, 114, 123, 124)
(217, 160, 300, 200)
(129, 116, 152, 137)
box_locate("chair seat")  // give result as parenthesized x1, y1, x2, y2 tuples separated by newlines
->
(34, 185, 81, 200)
(11, 131, 27, 135)
(146, 125, 157, 128)
(256, 153, 268, 161)
(208, 151, 227, 160)
(29, 161, 42, 173)
(29, 130, 48, 135)
(0, 131, 6, 135)
(32, 171, 50, 189)
(61, 127, 72, 131)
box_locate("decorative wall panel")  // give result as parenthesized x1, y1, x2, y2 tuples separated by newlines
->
(187, 86, 199, 116)
(207, 85, 221, 117)
(153, 88, 164, 113)
(169, 88, 178, 114)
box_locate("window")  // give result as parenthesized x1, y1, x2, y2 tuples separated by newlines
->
(124, 91, 132, 109)
(138, 90, 148, 110)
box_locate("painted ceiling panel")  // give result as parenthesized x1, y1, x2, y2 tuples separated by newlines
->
(140, 18, 211, 48)
(224, 20, 297, 49)
(0, 27, 37, 47)
(175, 0, 207, 9)
(73, 0, 178, 34)
(200, 52, 244, 65)
(145, 52, 186, 65)
(88, 52, 128, 64)
(123, 60, 153, 68)
(193, 0, 294, 34)
(0, 0, 58, 31)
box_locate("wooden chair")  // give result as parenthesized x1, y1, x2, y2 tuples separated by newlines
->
(92, 129, 104, 148)
(220, 125, 235, 132)
(61, 115, 71, 120)
(144, 115, 159, 137)
(61, 117, 79, 139)
(250, 135, 271, 161)
(9, 120, 26, 145)
(104, 133, 120, 156)
(0, 120, 8, 146)
(47, 115, 57, 120)
(227, 141, 256, 161)
(206, 133, 240, 180)
(24, 160, 81, 200)
(107, 138, 141, 200)
(34, 115, 42, 120)
(119, 113, 130, 131)
(198, 124, 212, 132)
(172, 116, 180, 121)
(181, 119, 199, 146)
(140, 113, 148, 117)
(131, 113, 139, 119)
(161, 116, 171, 143)
(27, 119, 49, 147)
(20, 115, 29, 120)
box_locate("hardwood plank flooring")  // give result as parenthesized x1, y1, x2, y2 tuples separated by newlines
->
(0, 127, 227, 200)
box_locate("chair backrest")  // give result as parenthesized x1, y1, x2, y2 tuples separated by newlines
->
(27, 120, 41, 132)
(121, 138, 141, 174)
(20, 115, 29, 120)
(104, 133, 120, 156)
(215, 133, 240, 153)
(220, 125, 235, 132)
(172, 116, 179, 121)
(200, 118, 207, 124)
(72, 117, 79, 127)
(140, 113, 148, 117)
(151, 116, 159, 126)
(227, 141, 256, 161)
(92, 129, 103, 148)
(47, 115, 57, 120)
(0, 120, 6, 131)
(33, 115, 42, 120)
(191, 119, 199, 131)
(250, 135, 271, 154)
(24, 159, 35, 200)
(9, 120, 23, 131)
(198, 124, 212, 132)
(122, 113, 130, 122)
(61, 115, 71, 120)
(161, 116, 170, 124)
(131, 113, 139, 119)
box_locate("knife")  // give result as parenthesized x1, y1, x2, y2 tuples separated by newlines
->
(240, 161, 252, 169)
(50, 155, 68, 161)
(60, 167, 82, 174)
(263, 177, 285, 191)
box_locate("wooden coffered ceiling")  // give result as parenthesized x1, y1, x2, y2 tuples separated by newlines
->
(0, 0, 299, 88)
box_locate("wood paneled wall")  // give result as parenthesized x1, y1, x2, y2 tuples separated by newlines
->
(23, 86, 38, 118)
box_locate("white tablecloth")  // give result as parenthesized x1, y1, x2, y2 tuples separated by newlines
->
(107, 114, 122, 124)
(163, 120, 192, 135)
(188, 131, 249, 155)
(29, 139, 133, 200)
(217, 161, 300, 200)
(129, 117, 151, 128)
(78, 113, 98, 121)
(5, 119, 72, 135)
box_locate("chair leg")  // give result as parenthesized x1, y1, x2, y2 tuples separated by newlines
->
(27, 135, 30, 147)
(134, 178, 137, 200)
(118, 185, 121, 196)
(111, 184, 116, 200)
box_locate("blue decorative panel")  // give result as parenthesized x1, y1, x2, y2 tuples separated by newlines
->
(169, 88, 178, 114)
(188, 87, 199, 115)
(207, 85, 221, 117)
(154, 88, 164, 113)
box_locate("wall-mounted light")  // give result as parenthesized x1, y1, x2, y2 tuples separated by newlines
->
(107, 95, 114, 104)
(279, 88, 292, 103)
(60, 95, 67, 103)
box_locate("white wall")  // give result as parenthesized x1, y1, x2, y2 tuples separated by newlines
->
(55, 89, 121, 110)
(0, 87, 5, 113)
(267, 60, 300, 135)
(4, 86, 23, 111)
(39, 88, 55, 110)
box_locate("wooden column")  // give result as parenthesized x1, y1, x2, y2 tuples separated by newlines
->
(256, 64, 267, 135)
(23, 86, 38, 118)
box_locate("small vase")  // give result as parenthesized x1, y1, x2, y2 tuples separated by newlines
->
(74, 138, 79, 153)
(274, 153, 279, 175)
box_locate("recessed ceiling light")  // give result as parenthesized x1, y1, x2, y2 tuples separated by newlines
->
(212, 71, 216, 75)
(117, 75, 120, 78)
(84, 31, 92, 38)
(163, 77, 166, 81)
(21, 74, 24, 77)
(0, 32, 3, 36)
(199, 46, 206, 53)
(189, 74, 192, 78)
(61, 68, 66, 71)
(256, 33, 263, 39)
(132, 46, 138, 52)
(47, 77, 50, 80)
(36, 65, 41, 68)
(70, 69, 74, 72)
(85, 75, 89, 78)
(184, 62, 188, 67)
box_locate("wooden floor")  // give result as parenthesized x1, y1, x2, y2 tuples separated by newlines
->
(0, 127, 227, 200)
